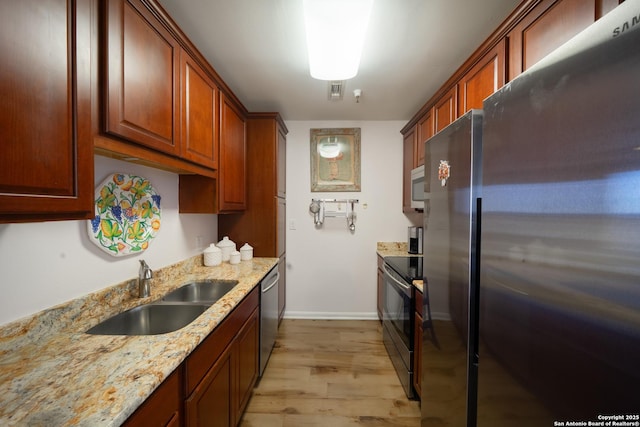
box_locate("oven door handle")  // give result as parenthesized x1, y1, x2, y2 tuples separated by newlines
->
(382, 263, 412, 291)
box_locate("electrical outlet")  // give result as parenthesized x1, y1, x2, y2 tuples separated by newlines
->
(289, 219, 296, 230)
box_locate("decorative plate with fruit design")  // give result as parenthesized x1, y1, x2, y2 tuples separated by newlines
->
(87, 173, 161, 257)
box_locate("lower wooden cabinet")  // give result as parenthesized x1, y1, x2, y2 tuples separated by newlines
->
(124, 287, 259, 427)
(123, 368, 183, 427)
(231, 307, 259, 423)
(186, 346, 233, 427)
(184, 287, 259, 427)
(413, 288, 423, 399)
(377, 256, 384, 321)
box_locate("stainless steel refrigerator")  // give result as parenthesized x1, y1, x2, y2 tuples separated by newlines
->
(421, 109, 483, 426)
(422, 1, 640, 425)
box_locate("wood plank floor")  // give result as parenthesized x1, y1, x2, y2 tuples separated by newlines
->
(239, 319, 421, 427)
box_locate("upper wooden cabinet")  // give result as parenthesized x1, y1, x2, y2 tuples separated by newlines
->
(402, 125, 418, 213)
(179, 94, 247, 214)
(218, 114, 286, 255)
(0, 0, 97, 222)
(416, 111, 433, 166)
(458, 39, 506, 116)
(180, 51, 219, 169)
(400, 0, 623, 215)
(507, 0, 598, 81)
(104, 0, 180, 155)
(100, 0, 251, 183)
(218, 94, 247, 212)
(434, 86, 458, 133)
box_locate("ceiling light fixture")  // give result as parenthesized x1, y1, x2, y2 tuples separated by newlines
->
(303, 0, 374, 81)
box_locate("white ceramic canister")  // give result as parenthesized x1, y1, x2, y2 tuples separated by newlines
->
(240, 243, 253, 261)
(216, 236, 236, 262)
(229, 250, 241, 265)
(203, 244, 222, 266)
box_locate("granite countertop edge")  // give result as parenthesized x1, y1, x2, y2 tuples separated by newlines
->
(0, 255, 278, 427)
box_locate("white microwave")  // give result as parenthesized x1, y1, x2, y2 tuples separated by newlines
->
(410, 165, 425, 209)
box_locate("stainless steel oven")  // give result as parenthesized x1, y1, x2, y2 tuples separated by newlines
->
(382, 256, 421, 399)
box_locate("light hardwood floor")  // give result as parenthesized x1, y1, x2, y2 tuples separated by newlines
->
(240, 319, 421, 427)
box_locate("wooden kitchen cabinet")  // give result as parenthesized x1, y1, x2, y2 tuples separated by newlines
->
(186, 345, 232, 427)
(178, 95, 248, 214)
(104, 0, 180, 155)
(416, 110, 433, 166)
(377, 256, 384, 321)
(413, 288, 423, 399)
(219, 113, 288, 321)
(0, 0, 96, 222)
(231, 306, 259, 423)
(123, 368, 183, 427)
(180, 51, 219, 169)
(434, 86, 457, 133)
(218, 93, 247, 212)
(402, 125, 418, 213)
(507, 0, 598, 81)
(184, 287, 259, 427)
(458, 39, 506, 115)
(100, 0, 248, 179)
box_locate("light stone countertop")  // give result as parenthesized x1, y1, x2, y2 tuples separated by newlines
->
(376, 242, 423, 292)
(0, 255, 278, 427)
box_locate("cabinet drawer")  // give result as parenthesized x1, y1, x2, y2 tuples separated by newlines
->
(123, 368, 183, 426)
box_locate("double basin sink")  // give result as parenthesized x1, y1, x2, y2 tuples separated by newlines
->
(86, 280, 238, 336)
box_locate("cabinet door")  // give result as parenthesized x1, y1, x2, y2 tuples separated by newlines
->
(434, 86, 457, 133)
(458, 39, 506, 115)
(416, 111, 433, 166)
(402, 126, 417, 212)
(277, 197, 286, 257)
(124, 368, 183, 427)
(278, 254, 286, 323)
(181, 51, 218, 169)
(219, 94, 246, 212)
(232, 307, 259, 426)
(0, 0, 95, 221)
(508, 0, 596, 81)
(186, 347, 232, 427)
(277, 126, 287, 198)
(377, 256, 384, 321)
(104, 0, 179, 154)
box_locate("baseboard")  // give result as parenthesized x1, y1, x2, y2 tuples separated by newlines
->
(283, 311, 379, 320)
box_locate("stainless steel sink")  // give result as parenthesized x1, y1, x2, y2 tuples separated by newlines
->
(86, 303, 210, 335)
(161, 280, 238, 304)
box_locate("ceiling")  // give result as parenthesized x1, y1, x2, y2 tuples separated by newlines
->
(157, 0, 522, 122)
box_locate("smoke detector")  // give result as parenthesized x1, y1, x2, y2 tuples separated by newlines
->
(353, 89, 362, 103)
(328, 80, 345, 101)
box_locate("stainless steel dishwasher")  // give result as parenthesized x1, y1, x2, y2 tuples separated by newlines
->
(259, 265, 279, 376)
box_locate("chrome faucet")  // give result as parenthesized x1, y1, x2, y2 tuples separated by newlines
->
(138, 260, 153, 298)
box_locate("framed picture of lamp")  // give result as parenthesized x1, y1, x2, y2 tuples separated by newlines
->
(310, 127, 361, 192)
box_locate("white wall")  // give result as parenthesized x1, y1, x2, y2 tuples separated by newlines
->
(0, 156, 217, 326)
(284, 120, 418, 319)
(0, 121, 417, 325)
